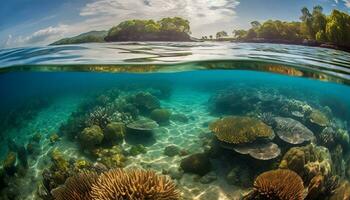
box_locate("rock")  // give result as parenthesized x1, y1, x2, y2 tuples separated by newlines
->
(200, 171, 217, 184)
(170, 113, 189, 123)
(180, 153, 212, 176)
(104, 122, 125, 143)
(164, 145, 181, 157)
(150, 108, 171, 124)
(79, 125, 104, 149)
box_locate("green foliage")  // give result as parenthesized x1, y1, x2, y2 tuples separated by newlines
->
(233, 29, 247, 39)
(235, 6, 350, 47)
(105, 17, 191, 41)
(51, 31, 107, 45)
(325, 10, 350, 45)
(216, 31, 228, 39)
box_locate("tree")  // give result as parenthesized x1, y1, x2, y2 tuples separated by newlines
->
(233, 29, 247, 39)
(216, 31, 228, 39)
(300, 7, 314, 39)
(325, 10, 350, 46)
(311, 5, 327, 42)
(250, 21, 261, 29)
(209, 35, 213, 40)
(105, 17, 191, 41)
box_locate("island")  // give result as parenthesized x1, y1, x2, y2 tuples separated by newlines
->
(50, 17, 191, 45)
(206, 6, 350, 52)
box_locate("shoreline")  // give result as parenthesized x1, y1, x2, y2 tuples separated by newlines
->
(228, 39, 350, 53)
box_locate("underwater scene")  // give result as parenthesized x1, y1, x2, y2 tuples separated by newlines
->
(0, 42, 350, 200)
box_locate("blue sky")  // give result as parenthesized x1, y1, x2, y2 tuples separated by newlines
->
(0, 0, 349, 48)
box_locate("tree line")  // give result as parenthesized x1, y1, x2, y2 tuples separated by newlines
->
(105, 17, 191, 41)
(204, 6, 350, 47)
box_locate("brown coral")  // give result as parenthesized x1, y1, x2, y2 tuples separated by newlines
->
(51, 171, 99, 200)
(253, 169, 304, 200)
(90, 169, 179, 200)
(209, 116, 273, 144)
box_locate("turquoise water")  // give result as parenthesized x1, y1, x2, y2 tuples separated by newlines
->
(0, 42, 350, 200)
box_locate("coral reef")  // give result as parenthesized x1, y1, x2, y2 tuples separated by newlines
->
(247, 169, 304, 200)
(92, 146, 126, 168)
(133, 92, 160, 113)
(164, 145, 181, 157)
(279, 144, 332, 183)
(150, 108, 171, 124)
(103, 122, 125, 144)
(51, 172, 99, 200)
(308, 109, 330, 127)
(231, 142, 281, 160)
(128, 144, 147, 156)
(49, 133, 60, 144)
(79, 125, 104, 149)
(90, 169, 179, 200)
(274, 117, 314, 144)
(180, 153, 212, 176)
(328, 180, 350, 200)
(209, 116, 274, 144)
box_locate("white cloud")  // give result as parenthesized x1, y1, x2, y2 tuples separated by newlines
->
(79, 0, 240, 36)
(5, 25, 68, 47)
(343, 0, 350, 7)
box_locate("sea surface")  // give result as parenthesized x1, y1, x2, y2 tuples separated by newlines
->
(0, 42, 350, 200)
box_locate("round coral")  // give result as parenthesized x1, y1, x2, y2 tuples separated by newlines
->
(150, 108, 171, 124)
(209, 116, 273, 144)
(253, 169, 304, 200)
(90, 169, 179, 200)
(79, 125, 104, 149)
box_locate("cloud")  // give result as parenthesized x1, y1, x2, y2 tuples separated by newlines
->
(79, 0, 240, 36)
(5, 25, 68, 47)
(343, 0, 350, 7)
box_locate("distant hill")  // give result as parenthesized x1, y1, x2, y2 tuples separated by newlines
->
(50, 30, 107, 45)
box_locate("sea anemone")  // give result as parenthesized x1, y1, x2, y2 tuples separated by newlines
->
(252, 169, 304, 200)
(209, 116, 273, 144)
(51, 171, 99, 200)
(90, 168, 179, 200)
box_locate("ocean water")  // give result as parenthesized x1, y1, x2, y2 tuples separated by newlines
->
(0, 42, 350, 200)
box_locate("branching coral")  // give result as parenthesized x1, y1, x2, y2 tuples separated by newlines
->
(51, 171, 99, 200)
(252, 169, 304, 200)
(209, 116, 273, 144)
(90, 169, 179, 200)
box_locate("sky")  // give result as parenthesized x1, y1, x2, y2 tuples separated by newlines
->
(0, 0, 349, 48)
